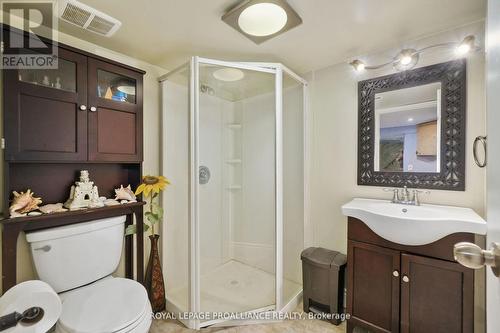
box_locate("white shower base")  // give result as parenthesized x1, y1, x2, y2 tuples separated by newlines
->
(167, 260, 302, 315)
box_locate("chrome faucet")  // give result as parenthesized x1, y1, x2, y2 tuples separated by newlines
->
(383, 186, 430, 206)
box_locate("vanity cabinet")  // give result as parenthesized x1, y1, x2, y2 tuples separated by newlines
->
(347, 217, 474, 333)
(348, 241, 400, 333)
(3, 36, 144, 162)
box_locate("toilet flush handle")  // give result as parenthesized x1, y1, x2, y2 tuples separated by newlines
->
(33, 245, 51, 252)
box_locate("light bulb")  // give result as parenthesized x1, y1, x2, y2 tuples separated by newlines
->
(408, 118, 414, 122)
(400, 56, 412, 65)
(350, 60, 365, 72)
(456, 35, 475, 56)
(394, 49, 419, 71)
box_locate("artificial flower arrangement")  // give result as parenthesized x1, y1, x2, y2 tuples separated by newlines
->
(125, 175, 170, 236)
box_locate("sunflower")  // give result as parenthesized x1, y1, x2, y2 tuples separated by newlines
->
(135, 175, 170, 197)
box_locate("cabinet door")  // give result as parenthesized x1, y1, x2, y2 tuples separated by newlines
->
(87, 58, 143, 162)
(400, 254, 473, 333)
(416, 121, 437, 156)
(4, 47, 88, 161)
(347, 241, 401, 333)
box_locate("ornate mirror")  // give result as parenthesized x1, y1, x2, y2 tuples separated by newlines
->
(357, 59, 466, 190)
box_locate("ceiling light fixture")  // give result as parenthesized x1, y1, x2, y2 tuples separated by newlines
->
(222, 0, 302, 44)
(349, 35, 479, 72)
(238, 3, 287, 36)
(213, 68, 245, 82)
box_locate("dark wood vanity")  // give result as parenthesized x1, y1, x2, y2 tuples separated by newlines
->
(347, 217, 474, 333)
(1, 25, 146, 292)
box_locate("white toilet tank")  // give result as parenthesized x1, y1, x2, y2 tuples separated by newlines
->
(26, 215, 126, 293)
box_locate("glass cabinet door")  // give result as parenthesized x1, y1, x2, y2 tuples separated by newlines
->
(18, 57, 77, 92)
(4, 47, 88, 161)
(87, 58, 143, 162)
(97, 69, 136, 104)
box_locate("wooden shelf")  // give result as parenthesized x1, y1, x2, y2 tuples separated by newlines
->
(1, 201, 145, 228)
(1, 201, 146, 292)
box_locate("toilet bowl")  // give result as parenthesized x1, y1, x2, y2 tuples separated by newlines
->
(26, 216, 152, 333)
(55, 277, 152, 333)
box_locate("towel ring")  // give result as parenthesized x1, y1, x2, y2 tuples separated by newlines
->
(473, 136, 487, 168)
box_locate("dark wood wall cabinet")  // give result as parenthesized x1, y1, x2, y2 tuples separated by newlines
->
(4, 41, 144, 162)
(347, 217, 474, 333)
(1, 25, 147, 292)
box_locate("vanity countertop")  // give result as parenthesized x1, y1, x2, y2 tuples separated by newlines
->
(342, 198, 487, 246)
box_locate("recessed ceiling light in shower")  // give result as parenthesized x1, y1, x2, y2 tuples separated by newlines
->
(222, 0, 302, 44)
(213, 68, 245, 82)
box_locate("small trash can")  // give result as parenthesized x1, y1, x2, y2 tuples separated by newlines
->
(301, 247, 347, 325)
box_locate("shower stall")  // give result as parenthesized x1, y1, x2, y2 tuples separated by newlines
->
(160, 57, 308, 329)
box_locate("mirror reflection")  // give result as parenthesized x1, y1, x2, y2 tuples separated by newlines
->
(374, 82, 441, 173)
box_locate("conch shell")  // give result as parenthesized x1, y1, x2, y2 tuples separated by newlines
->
(115, 185, 136, 201)
(39, 203, 67, 214)
(10, 189, 42, 217)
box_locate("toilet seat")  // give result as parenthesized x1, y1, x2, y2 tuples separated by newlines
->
(56, 278, 152, 333)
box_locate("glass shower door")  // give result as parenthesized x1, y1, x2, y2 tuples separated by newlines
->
(195, 58, 277, 324)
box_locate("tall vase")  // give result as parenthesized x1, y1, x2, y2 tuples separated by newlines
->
(145, 234, 166, 312)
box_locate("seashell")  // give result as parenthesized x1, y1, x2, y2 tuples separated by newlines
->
(104, 199, 120, 206)
(39, 203, 65, 214)
(28, 211, 42, 216)
(115, 185, 136, 201)
(10, 189, 42, 217)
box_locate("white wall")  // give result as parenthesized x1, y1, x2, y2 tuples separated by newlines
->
(233, 92, 276, 273)
(308, 21, 486, 254)
(307, 21, 486, 332)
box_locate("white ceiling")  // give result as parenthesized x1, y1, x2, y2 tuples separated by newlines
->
(57, 0, 486, 73)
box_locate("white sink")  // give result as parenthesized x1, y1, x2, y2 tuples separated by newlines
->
(341, 198, 487, 246)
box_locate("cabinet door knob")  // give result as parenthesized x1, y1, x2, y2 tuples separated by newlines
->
(79, 105, 87, 111)
(89, 106, 97, 112)
(402, 275, 410, 283)
(393, 270, 399, 277)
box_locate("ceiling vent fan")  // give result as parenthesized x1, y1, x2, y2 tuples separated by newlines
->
(58, 0, 121, 37)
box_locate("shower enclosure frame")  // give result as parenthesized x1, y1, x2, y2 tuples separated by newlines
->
(160, 57, 310, 329)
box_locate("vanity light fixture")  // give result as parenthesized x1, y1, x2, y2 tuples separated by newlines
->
(456, 35, 476, 56)
(222, 0, 302, 44)
(350, 35, 478, 72)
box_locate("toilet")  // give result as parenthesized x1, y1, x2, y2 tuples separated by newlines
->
(26, 216, 152, 333)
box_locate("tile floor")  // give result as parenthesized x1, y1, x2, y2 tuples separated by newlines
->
(150, 303, 346, 333)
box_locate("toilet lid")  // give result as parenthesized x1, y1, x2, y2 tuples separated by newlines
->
(58, 278, 149, 333)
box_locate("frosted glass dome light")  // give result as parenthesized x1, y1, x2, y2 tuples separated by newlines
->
(213, 68, 245, 82)
(238, 3, 288, 37)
